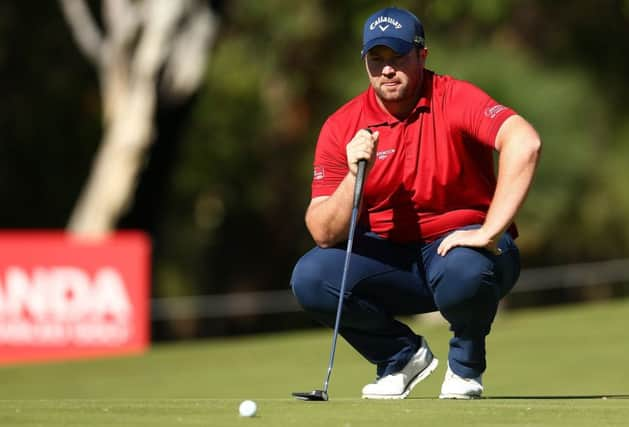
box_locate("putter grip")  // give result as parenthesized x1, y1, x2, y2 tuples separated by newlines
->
(353, 160, 367, 209)
(352, 128, 371, 208)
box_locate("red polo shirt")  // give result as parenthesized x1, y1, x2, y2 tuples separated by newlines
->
(311, 69, 517, 243)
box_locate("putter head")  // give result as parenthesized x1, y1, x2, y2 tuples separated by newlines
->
(292, 390, 328, 401)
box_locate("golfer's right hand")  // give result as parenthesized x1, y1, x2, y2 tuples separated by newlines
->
(346, 129, 379, 176)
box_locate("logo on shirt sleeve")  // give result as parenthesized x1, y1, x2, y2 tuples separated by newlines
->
(313, 166, 325, 180)
(484, 104, 508, 119)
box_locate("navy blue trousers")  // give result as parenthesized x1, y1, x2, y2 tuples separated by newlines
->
(290, 226, 520, 379)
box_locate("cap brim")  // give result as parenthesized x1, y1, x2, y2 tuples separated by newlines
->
(361, 38, 414, 57)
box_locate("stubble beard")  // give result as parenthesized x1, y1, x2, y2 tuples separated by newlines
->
(375, 81, 408, 103)
(374, 73, 423, 115)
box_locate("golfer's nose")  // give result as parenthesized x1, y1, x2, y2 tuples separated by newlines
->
(382, 64, 395, 76)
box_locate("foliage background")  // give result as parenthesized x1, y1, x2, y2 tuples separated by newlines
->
(1, 1, 628, 337)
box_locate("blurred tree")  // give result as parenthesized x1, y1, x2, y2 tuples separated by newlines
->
(2, 1, 629, 337)
(59, 0, 220, 237)
(0, 2, 100, 228)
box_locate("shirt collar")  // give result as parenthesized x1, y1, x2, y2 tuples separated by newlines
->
(364, 69, 433, 127)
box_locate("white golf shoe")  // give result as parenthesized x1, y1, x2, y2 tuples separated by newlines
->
(361, 338, 439, 399)
(439, 363, 483, 399)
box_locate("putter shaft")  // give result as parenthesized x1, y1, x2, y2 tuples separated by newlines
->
(322, 159, 367, 394)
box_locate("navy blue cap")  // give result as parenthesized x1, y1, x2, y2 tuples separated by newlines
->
(361, 7, 425, 57)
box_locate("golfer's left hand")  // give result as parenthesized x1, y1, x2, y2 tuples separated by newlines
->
(437, 229, 499, 257)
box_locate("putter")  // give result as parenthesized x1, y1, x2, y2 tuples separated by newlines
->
(293, 146, 370, 402)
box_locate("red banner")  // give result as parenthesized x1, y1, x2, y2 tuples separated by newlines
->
(0, 231, 150, 364)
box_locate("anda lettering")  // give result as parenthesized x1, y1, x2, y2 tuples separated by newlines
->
(0, 266, 131, 322)
(0, 266, 133, 346)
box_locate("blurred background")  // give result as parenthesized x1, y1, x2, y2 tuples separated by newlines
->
(2, 0, 629, 342)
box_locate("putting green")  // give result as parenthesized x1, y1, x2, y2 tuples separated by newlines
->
(0, 298, 627, 426)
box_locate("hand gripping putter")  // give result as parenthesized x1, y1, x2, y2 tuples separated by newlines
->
(293, 132, 371, 402)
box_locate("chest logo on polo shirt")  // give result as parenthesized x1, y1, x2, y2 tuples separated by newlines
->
(377, 148, 396, 160)
(313, 166, 325, 180)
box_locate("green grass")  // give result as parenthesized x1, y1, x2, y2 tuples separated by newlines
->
(1, 298, 628, 426)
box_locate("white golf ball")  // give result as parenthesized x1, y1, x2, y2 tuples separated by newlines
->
(239, 400, 257, 417)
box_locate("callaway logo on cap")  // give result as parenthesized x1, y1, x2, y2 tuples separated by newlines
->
(361, 7, 425, 57)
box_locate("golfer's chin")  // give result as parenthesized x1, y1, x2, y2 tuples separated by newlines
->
(376, 85, 406, 101)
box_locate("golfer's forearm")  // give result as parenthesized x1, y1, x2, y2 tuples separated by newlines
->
(306, 173, 357, 247)
(482, 125, 541, 241)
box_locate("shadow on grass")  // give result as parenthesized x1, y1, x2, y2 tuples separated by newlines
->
(485, 395, 629, 400)
(407, 394, 629, 400)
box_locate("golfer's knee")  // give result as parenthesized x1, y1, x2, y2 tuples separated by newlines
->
(434, 247, 498, 312)
(290, 253, 335, 313)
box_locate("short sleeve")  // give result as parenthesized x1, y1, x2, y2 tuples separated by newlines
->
(311, 117, 349, 198)
(447, 80, 517, 149)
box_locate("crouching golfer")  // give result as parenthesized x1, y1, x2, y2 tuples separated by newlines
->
(291, 7, 541, 399)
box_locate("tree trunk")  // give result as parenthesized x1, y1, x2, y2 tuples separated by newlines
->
(59, 0, 219, 238)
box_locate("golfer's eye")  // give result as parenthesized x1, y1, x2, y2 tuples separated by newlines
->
(390, 54, 404, 64)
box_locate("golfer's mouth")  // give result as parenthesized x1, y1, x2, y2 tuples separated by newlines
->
(381, 81, 400, 88)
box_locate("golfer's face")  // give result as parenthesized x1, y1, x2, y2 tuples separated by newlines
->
(365, 46, 425, 104)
